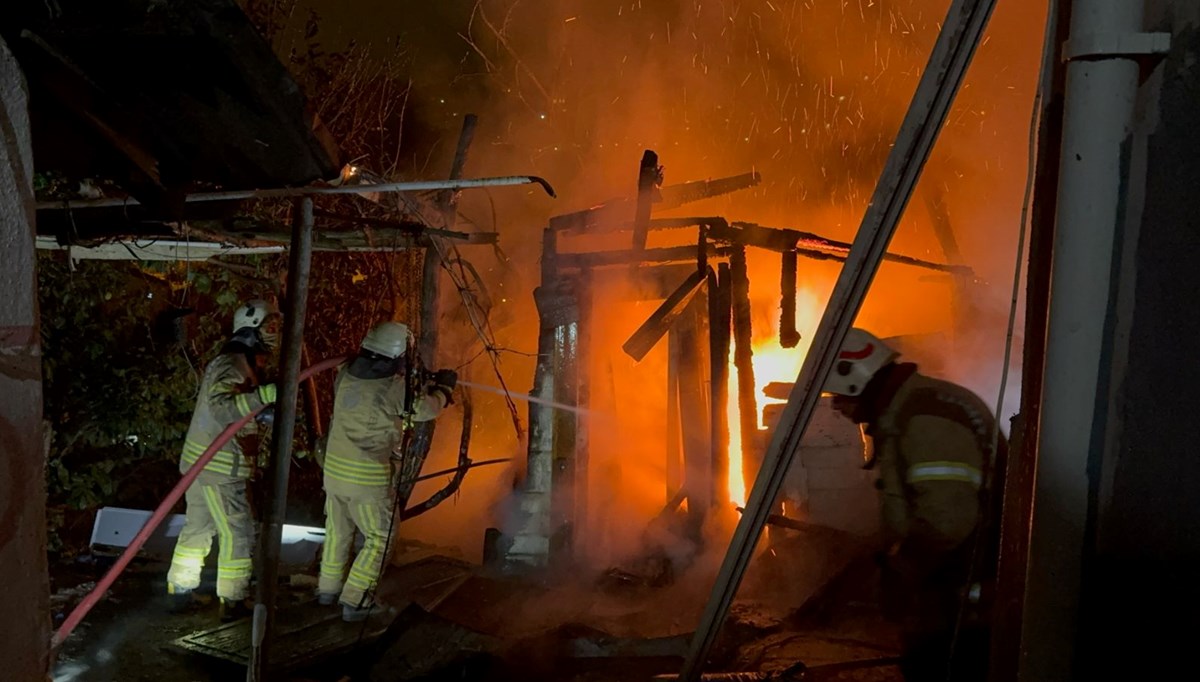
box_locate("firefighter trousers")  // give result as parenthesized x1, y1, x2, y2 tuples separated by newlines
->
(166, 471, 254, 600)
(318, 489, 394, 607)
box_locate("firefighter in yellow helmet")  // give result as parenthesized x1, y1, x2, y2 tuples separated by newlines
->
(167, 299, 280, 622)
(317, 321, 453, 622)
(823, 328, 1004, 682)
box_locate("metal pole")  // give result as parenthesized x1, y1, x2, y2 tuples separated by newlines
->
(677, 0, 998, 678)
(1021, 0, 1160, 679)
(247, 196, 314, 681)
(33, 174, 555, 210)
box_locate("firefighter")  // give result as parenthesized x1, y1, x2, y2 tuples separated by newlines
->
(823, 328, 1003, 682)
(317, 321, 454, 622)
(166, 299, 280, 622)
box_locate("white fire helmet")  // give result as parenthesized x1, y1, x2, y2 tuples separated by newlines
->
(823, 328, 899, 397)
(361, 321, 412, 360)
(233, 299, 281, 348)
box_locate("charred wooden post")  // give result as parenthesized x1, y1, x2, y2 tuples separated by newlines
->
(550, 307, 580, 566)
(507, 229, 577, 567)
(779, 250, 800, 349)
(632, 150, 661, 254)
(678, 293, 712, 539)
(666, 328, 683, 500)
(574, 269, 594, 557)
(731, 247, 761, 490)
(411, 115, 478, 474)
(709, 264, 733, 509)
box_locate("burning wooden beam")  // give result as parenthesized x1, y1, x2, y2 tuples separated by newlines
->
(708, 264, 733, 509)
(779, 249, 801, 348)
(556, 244, 729, 270)
(730, 248, 760, 495)
(631, 150, 661, 254)
(547, 171, 759, 234)
(677, 296, 712, 537)
(721, 220, 971, 274)
(667, 328, 684, 500)
(622, 268, 710, 362)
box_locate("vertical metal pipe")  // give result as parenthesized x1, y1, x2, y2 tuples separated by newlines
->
(247, 196, 314, 681)
(1022, 0, 1146, 679)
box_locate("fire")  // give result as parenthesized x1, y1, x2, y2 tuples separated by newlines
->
(726, 285, 824, 506)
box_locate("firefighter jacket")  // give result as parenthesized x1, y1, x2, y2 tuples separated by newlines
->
(866, 366, 1003, 583)
(323, 367, 446, 497)
(180, 351, 274, 479)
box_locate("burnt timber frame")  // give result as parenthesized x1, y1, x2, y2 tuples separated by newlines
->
(510, 151, 966, 570)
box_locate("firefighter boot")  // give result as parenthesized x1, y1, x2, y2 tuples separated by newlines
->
(219, 597, 253, 623)
(167, 583, 199, 614)
(342, 603, 373, 622)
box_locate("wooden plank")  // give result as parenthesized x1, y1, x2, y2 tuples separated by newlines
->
(173, 599, 393, 670)
(622, 269, 709, 362)
(779, 250, 801, 348)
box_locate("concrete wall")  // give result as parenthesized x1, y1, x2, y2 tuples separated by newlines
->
(0, 36, 49, 681)
(1082, 5, 1200, 677)
(767, 398, 878, 536)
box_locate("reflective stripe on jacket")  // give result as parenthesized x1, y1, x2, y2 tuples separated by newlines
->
(871, 371, 998, 555)
(180, 353, 268, 479)
(323, 367, 445, 496)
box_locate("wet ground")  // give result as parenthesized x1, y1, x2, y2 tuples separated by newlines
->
(50, 540, 905, 682)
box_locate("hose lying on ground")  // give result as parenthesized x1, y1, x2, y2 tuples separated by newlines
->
(51, 356, 346, 649)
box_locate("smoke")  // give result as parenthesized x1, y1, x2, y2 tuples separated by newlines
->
(281, 0, 1047, 561)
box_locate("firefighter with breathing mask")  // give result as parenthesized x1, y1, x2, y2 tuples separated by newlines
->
(166, 299, 280, 622)
(823, 328, 1004, 682)
(316, 321, 455, 622)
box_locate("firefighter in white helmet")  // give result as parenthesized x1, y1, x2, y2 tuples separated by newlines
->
(167, 299, 280, 622)
(317, 321, 454, 622)
(823, 328, 1004, 682)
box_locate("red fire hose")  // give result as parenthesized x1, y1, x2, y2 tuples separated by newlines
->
(51, 356, 346, 649)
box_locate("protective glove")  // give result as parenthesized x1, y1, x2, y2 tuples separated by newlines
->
(426, 368, 458, 406)
(255, 405, 276, 426)
(257, 383, 278, 404)
(427, 382, 454, 406)
(431, 368, 458, 391)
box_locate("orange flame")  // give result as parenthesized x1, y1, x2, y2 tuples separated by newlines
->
(726, 286, 825, 506)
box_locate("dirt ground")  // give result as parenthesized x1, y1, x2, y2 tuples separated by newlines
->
(49, 545, 905, 682)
